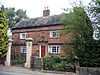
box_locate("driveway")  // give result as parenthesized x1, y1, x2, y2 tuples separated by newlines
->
(0, 65, 75, 75)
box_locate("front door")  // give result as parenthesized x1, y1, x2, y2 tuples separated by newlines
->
(41, 46, 45, 58)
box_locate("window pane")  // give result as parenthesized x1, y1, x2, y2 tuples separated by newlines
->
(20, 46, 26, 53)
(52, 46, 57, 53)
(57, 46, 59, 53)
(22, 34, 25, 38)
(50, 31, 59, 38)
(52, 32, 57, 37)
(20, 33, 27, 39)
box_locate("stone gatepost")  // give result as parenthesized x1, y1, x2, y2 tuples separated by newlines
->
(24, 38, 33, 68)
(5, 39, 13, 66)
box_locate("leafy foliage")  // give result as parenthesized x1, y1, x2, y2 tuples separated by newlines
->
(88, 0, 100, 17)
(88, 0, 100, 40)
(15, 9, 28, 23)
(5, 8, 16, 28)
(0, 5, 28, 28)
(43, 55, 74, 71)
(62, 5, 100, 67)
(63, 7, 93, 35)
(0, 10, 8, 58)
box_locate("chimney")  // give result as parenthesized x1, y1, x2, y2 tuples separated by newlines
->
(43, 7, 50, 17)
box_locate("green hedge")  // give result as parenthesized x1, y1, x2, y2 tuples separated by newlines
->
(43, 55, 74, 71)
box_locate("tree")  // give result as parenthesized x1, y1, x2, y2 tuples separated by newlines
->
(89, 0, 100, 24)
(0, 5, 28, 28)
(15, 9, 28, 23)
(5, 7, 16, 28)
(0, 9, 8, 58)
(88, 0, 100, 40)
(62, 5, 100, 67)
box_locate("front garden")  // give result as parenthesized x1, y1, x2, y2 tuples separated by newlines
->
(31, 54, 76, 72)
(43, 55, 75, 72)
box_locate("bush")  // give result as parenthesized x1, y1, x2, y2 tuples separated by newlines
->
(52, 63, 65, 71)
(43, 55, 60, 70)
(43, 55, 74, 71)
(15, 57, 25, 64)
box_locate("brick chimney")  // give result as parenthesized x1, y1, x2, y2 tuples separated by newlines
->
(43, 7, 50, 16)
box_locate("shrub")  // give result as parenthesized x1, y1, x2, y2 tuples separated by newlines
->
(43, 55, 59, 70)
(43, 55, 74, 71)
(15, 57, 25, 64)
(52, 63, 65, 71)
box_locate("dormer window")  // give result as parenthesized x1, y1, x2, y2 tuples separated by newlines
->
(20, 33, 27, 39)
(50, 31, 60, 38)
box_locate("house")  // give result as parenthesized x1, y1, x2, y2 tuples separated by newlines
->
(11, 8, 72, 60)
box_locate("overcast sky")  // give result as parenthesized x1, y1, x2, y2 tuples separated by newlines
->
(1, 0, 91, 18)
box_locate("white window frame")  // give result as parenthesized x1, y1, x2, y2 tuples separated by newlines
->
(50, 31, 60, 38)
(20, 46, 27, 53)
(48, 45, 60, 54)
(20, 33, 27, 39)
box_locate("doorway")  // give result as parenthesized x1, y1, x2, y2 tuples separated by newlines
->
(40, 45, 45, 58)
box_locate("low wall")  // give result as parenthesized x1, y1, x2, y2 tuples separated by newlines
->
(79, 67, 100, 75)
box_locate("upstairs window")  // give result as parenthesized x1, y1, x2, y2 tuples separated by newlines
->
(20, 33, 27, 39)
(50, 31, 60, 38)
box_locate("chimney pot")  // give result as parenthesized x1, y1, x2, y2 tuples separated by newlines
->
(43, 7, 50, 16)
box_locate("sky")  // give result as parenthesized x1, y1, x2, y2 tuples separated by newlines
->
(1, 0, 91, 18)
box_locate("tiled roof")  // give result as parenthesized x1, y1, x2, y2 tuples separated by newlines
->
(13, 14, 64, 29)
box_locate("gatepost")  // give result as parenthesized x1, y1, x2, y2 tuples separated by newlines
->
(24, 38, 33, 68)
(5, 39, 13, 66)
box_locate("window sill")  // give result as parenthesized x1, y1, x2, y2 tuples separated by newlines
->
(49, 37, 60, 39)
(20, 39, 26, 40)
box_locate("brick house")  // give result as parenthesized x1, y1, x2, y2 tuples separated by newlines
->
(11, 9, 72, 59)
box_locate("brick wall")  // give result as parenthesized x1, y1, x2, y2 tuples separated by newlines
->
(12, 25, 65, 45)
(12, 25, 73, 56)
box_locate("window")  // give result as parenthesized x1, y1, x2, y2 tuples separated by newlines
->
(20, 33, 27, 39)
(48, 45, 60, 54)
(50, 31, 60, 38)
(20, 46, 26, 53)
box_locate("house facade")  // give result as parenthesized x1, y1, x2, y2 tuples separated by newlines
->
(11, 9, 72, 60)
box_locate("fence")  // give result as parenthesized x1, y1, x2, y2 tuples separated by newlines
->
(79, 67, 100, 75)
